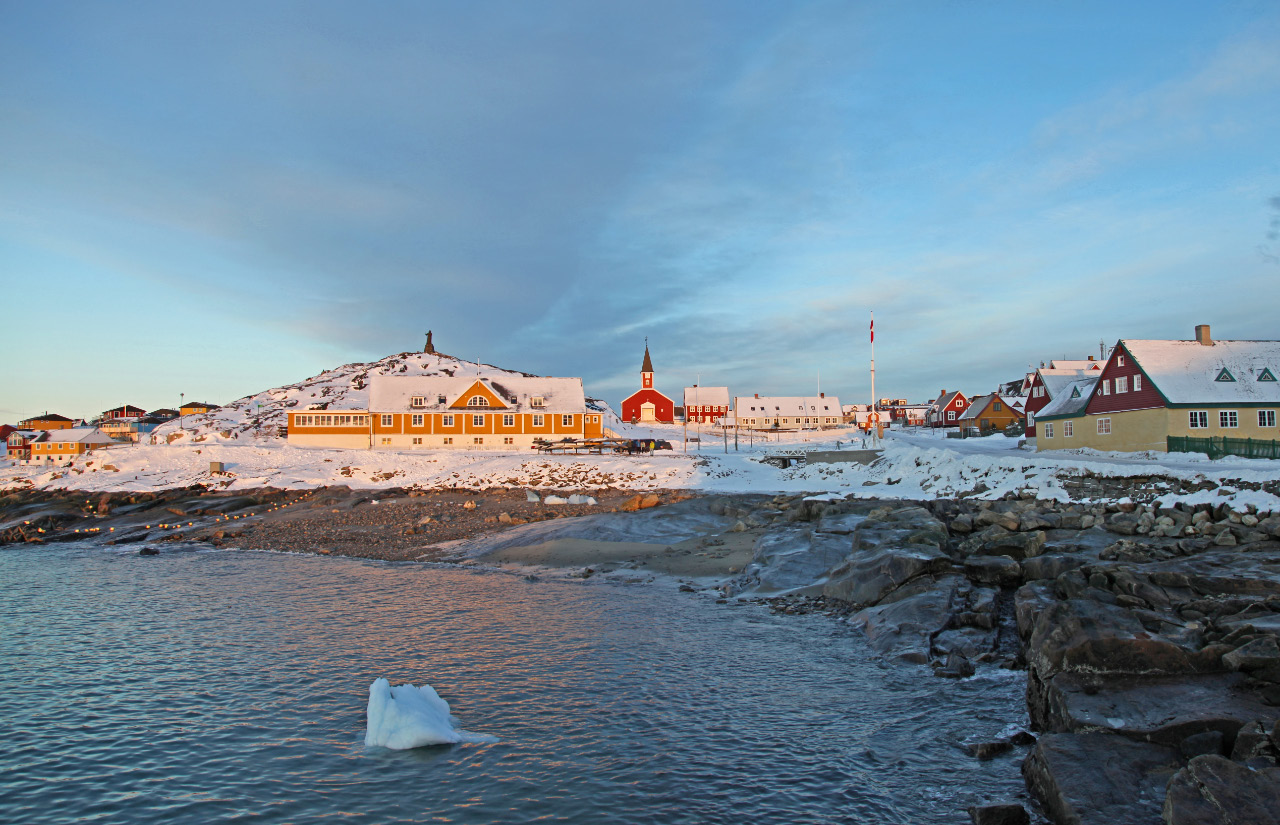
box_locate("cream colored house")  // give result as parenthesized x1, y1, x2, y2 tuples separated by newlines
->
(730, 394, 843, 430)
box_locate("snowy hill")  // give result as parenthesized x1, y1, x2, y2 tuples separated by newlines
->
(153, 351, 546, 444)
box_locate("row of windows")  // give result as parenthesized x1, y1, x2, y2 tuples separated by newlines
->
(740, 417, 839, 425)
(1098, 374, 1143, 396)
(293, 415, 370, 427)
(382, 436, 518, 446)
(1189, 410, 1276, 429)
(297, 414, 588, 428)
(744, 405, 834, 412)
(407, 395, 547, 408)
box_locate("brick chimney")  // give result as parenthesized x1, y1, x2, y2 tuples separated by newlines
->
(1195, 324, 1213, 346)
(819, 392, 825, 398)
(754, 393, 759, 398)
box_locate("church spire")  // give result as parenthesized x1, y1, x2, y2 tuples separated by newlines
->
(641, 339, 654, 389)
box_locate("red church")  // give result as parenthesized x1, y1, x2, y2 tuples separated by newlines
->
(620, 343, 675, 424)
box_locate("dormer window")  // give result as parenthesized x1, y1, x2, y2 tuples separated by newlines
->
(410, 396, 425, 407)
(437, 395, 447, 404)
(467, 396, 489, 407)
(531, 397, 545, 408)
(1259, 368, 1276, 382)
(1215, 368, 1236, 383)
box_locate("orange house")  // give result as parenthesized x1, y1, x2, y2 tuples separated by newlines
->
(19, 413, 76, 431)
(26, 428, 114, 464)
(287, 375, 602, 451)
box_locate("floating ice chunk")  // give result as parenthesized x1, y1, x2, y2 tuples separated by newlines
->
(567, 494, 597, 505)
(526, 490, 541, 503)
(364, 678, 497, 750)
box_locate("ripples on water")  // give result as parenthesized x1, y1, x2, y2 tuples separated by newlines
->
(0, 543, 1028, 824)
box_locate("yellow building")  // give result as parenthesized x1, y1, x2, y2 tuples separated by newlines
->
(179, 402, 219, 415)
(27, 428, 115, 464)
(287, 375, 602, 451)
(1037, 327, 1280, 454)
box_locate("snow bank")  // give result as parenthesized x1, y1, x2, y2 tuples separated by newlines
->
(364, 677, 496, 750)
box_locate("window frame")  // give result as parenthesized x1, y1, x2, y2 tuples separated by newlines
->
(380, 414, 393, 427)
(1189, 411, 1208, 429)
(442, 414, 454, 427)
(1064, 420, 1073, 438)
(1260, 410, 1276, 428)
(1097, 417, 1111, 435)
(472, 414, 485, 427)
(1219, 410, 1238, 429)
(1043, 422, 1054, 439)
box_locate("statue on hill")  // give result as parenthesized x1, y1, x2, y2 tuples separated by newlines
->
(424, 330, 435, 354)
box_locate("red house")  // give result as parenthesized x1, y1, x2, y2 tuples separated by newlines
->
(928, 390, 969, 427)
(620, 344, 675, 424)
(1025, 364, 1102, 436)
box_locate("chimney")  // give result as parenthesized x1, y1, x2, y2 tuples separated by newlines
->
(1195, 324, 1212, 346)
(754, 393, 759, 398)
(1087, 356, 1094, 361)
(819, 392, 825, 398)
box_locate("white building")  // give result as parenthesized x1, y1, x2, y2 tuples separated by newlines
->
(729, 394, 843, 430)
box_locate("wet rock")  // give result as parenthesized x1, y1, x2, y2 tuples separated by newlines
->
(850, 574, 963, 663)
(1178, 730, 1225, 759)
(935, 651, 976, 678)
(966, 803, 1028, 825)
(1022, 732, 1179, 825)
(1224, 636, 1280, 672)
(138, 547, 159, 556)
(1020, 553, 1087, 582)
(964, 741, 1015, 760)
(823, 506, 951, 606)
(1105, 512, 1143, 536)
(963, 555, 1022, 586)
(1163, 754, 1280, 825)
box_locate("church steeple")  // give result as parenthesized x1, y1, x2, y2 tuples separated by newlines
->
(641, 340, 654, 389)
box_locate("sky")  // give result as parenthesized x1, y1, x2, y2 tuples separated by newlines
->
(3, 0, 1279, 422)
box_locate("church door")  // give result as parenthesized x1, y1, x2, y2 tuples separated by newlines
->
(640, 403, 656, 422)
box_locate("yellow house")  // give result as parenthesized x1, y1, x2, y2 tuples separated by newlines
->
(27, 428, 114, 465)
(179, 402, 219, 415)
(1037, 326, 1280, 454)
(287, 375, 602, 451)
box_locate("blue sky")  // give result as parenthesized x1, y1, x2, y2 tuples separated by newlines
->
(3, 1, 1278, 421)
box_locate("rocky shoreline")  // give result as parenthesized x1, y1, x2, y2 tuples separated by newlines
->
(5, 485, 1280, 823)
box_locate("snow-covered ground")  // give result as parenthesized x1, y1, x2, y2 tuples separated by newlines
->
(4, 422, 1278, 512)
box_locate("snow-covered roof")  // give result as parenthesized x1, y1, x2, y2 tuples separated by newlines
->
(1124, 339, 1280, 405)
(1036, 377, 1100, 419)
(683, 386, 730, 407)
(1038, 369, 1095, 399)
(958, 394, 1024, 422)
(734, 396, 842, 415)
(45, 428, 114, 445)
(369, 375, 586, 414)
(1001, 396, 1025, 411)
(1048, 359, 1102, 370)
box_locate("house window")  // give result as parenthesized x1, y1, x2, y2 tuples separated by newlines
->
(1260, 410, 1276, 428)
(411, 414, 424, 427)
(994, 402, 1003, 411)
(1115, 376, 1127, 393)
(472, 414, 485, 427)
(1100, 381, 1110, 396)
(947, 411, 956, 421)
(503, 414, 515, 427)
(531, 397, 545, 407)
(562, 414, 573, 427)
(381, 414, 393, 426)
(410, 396, 425, 407)
(437, 395, 447, 404)
(1220, 410, 1238, 428)
(1097, 418, 1111, 435)
(1133, 374, 1142, 391)
(503, 437, 514, 445)
(1043, 422, 1054, 439)
(532, 414, 544, 427)
(1215, 369, 1235, 382)
(1189, 411, 1208, 429)
(1064, 420, 1073, 437)
(443, 437, 453, 445)
(473, 437, 484, 445)
(1117, 355, 1125, 366)
(412, 437, 422, 445)
(468, 396, 489, 407)
(442, 415, 454, 427)
(380, 437, 391, 445)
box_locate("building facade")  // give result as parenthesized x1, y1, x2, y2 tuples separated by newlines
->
(620, 344, 675, 424)
(25, 428, 114, 464)
(682, 386, 730, 424)
(732, 394, 843, 430)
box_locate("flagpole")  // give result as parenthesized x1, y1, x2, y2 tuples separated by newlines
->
(870, 311, 877, 441)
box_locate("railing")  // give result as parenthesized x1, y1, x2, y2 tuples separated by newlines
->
(1168, 435, 1280, 460)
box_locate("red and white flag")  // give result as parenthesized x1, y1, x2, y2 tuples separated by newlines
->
(870, 315, 874, 344)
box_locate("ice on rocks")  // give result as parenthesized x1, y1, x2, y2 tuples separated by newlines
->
(364, 677, 496, 750)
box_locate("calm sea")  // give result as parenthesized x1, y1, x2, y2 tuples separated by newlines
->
(1, 542, 1029, 824)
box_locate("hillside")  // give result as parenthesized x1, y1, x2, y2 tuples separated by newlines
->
(153, 351, 621, 444)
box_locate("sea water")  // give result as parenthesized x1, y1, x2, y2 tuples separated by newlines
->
(0, 542, 1029, 824)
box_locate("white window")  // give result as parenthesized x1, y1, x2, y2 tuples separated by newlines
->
(1117, 355, 1125, 366)
(1220, 410, 1238, 428)
(531, 397, 545, 407)
(1097, 418, 1111, 435)
(472, 414, 485, 427)
(1100, 381, 1110, 396)
(410, 396, 425, 407)
(1189, 411, 1208, 428)
(467, 396, 489, 407)
(561, 414, 573, 427)
(502, 414, 515, 427)
(380, 437, 390, 445)
(442, 415, 454, 427)
(411, 414, 424, 427)
(1133, 374, 1142, 391)
(503, 437, 514, 445)
(1043, 422, 1054, 439)
(947, 411, 956, 421)
(381, 414, 393, 426)
(1115, 376, 1127, 393)
(412, 437, 422, 445)
(1260, 410, 1276, 428)
(532, 414, 544, 427)
(1064, 420, 1073, 437)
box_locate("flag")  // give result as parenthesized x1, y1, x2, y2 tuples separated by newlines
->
(870, 316, 874, 344)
